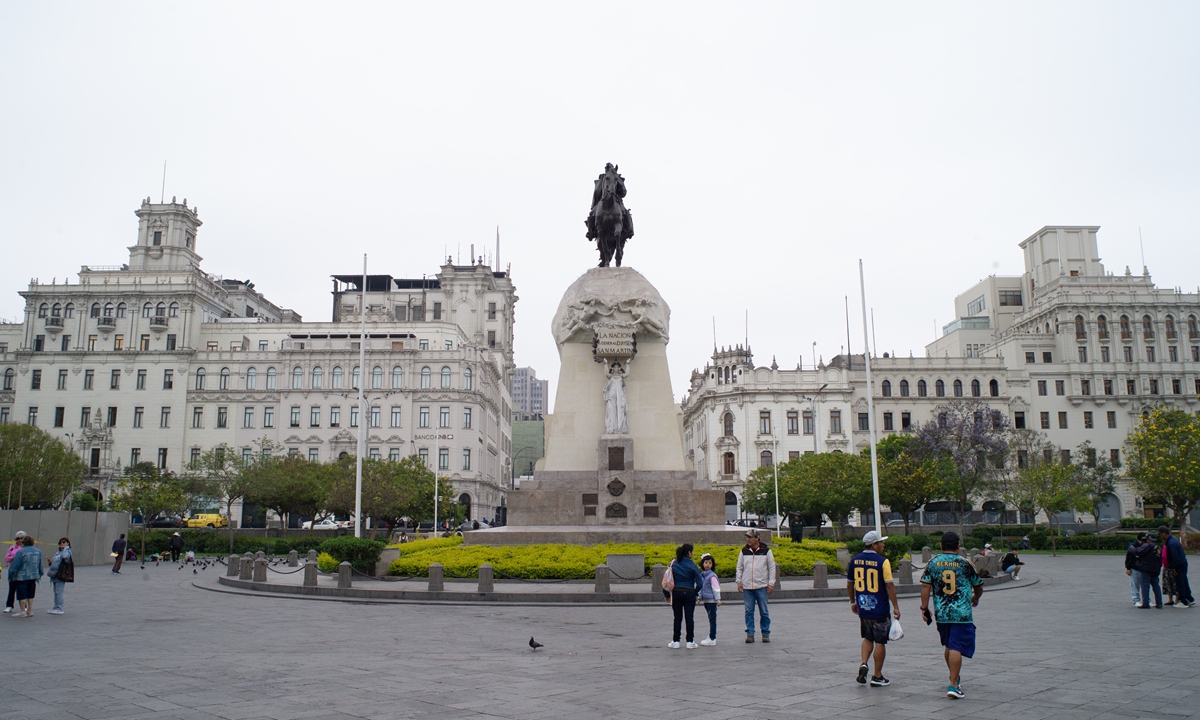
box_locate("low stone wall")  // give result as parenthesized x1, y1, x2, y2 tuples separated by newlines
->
(0, 510, 130, 566)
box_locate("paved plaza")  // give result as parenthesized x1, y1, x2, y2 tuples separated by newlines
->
(1, 554, 1197, 720)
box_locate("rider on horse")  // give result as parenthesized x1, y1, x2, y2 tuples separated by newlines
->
(585, 163, 635, 266)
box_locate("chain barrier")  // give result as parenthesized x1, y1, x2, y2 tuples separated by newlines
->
(265, 564, 306, 575)
(607, 567, 650, 581)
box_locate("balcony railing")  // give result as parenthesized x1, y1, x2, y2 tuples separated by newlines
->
(97, 316, 116, 330)
(149, 315, 169, 329)
(45, 316, 63, 332)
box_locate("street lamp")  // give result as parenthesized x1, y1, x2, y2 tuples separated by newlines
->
(772, 435, 780, 538)
(802, 383, 828, 455)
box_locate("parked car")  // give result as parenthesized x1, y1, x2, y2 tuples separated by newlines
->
(186, 513, 228, 528)
(885, 519, 907, 527)
(147, 515, 185, 528)
(301, 519, 338, 530)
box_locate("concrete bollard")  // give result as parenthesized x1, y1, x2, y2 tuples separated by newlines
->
(338, 561, 352, 589)
(428, 563, 444, 592)
(239, 553, 253, 580)
(774, 561, 782, 591)
(812, 561, 828, 589)
(287, 550, 299, 567)
(594, 564, 611, 594)
(835, 547, 851, 570)
(650, 563, 665, 594)
(922, 546, 932, 563)
(307, 549, 318, 564)
(253, 558, 267, 583)
(898, 558, 913, 585)
(226, 555, 239, 576)
(478, 564, 494, 593)
(255, 550, 266, 562)
(304, 560, 318, 587)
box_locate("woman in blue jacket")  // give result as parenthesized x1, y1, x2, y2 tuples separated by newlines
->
(47, 537, 73, 615)
(666, 543, 704, 649)
(7, 535, 43, 618)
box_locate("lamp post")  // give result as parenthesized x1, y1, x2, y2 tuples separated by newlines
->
(803, 383, 828, 455)
(772, 435, 780, 538)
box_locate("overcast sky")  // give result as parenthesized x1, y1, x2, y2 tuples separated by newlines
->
(3, 3, 1198, 409)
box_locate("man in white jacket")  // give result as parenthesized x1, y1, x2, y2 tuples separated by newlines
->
(735, 528, 777, 643)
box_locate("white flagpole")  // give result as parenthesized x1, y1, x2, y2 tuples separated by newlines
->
(859, 260, 882, 535)
(355, 254, 366, 538)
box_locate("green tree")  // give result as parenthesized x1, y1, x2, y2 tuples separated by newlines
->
(993, 431, 1079, 555)
(188, 442, 266, 553)
(871, 434, 955, 536)
(327, 455, 454, 538)
(246, 454, 335, 535)
(0, 423, 89, 509)
(748, 453, 870, 539)
(1127, 407, 1200, 546)
(110, 462, 189, 561)
(1075, 440, 1120, 549)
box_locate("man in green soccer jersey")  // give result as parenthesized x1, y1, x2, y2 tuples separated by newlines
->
(920, 532, 983, 699)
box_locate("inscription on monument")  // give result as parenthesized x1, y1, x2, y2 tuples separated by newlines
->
(608, 447, 625, 471)
(593, 325, 637, 361)
(605, 503, 627, 518)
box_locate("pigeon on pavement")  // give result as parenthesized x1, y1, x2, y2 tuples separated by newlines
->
(529, 637, 543, 650)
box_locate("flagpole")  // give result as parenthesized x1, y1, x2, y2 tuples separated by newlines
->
(355, 254, 366, 538)
(859, 260, 882, 535)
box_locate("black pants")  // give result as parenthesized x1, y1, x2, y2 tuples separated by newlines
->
(1174, 565, 1193, 605)
(5, 580, 16, 609)
(170, 549, 180, 562)
(672, 590, 697, 643)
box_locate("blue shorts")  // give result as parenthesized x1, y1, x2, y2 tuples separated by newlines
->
(937, 622, 976, 658)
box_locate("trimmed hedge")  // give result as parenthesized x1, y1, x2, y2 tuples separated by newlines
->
(389, 537, 844, 579)
(127, 530, 328, 556)
(317, 536, 385, 571)
(1119, 518, 1183, 529)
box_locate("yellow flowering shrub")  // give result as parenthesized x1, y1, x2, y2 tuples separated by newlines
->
(316, 552, 340, 573)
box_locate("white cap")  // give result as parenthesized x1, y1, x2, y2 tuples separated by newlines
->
(862, 530, 888, 545)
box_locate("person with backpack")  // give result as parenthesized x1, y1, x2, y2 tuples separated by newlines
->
(47, 538, 74, 615)
(663, 543, 703, 649)
(697, 553, 722, 646)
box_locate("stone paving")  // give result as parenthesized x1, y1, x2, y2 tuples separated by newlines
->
(1, 554, 1197, 719)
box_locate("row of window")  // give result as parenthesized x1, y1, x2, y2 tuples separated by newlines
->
(217, 445, 475, 471)
(879, 378, 1000, 398)
(37, 301, 181, 320)
(30, 333, 178, 353)
(1037, 377, 1200, 397)
(191, 365, 475, 391)
(1071, 313, 1199, 341)
(15, 368, 175, 392)
(733, 409, 840, 436)
(1026, 409, 1120, 431)
(1016, 447, 1122, 469)
(26, 405, 168, 429)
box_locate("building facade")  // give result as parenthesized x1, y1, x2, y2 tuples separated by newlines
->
(682, 226, 1200, 526)
(1, 198, 517, 524)
(512, 366, 548, 416)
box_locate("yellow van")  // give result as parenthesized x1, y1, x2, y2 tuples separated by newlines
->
(186, 513, 228, 528)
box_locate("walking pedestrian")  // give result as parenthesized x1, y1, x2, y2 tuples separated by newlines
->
(1125, 535, 1145, 605)
(848, 530, 901, 687)
(1000, 548, 1024, 581)
(697, 553, 722, 646)
(168, 532, 183, 563)
(1130, 534, 1162, 609)
(47, 538, 73, 615)
(7, 535, 43, 618)
(664, 543, 703, 649)
(1157, 526, 1193, 608)
(4, 530, 28, 613)
(735, 528, 776, 643)
(112, 534, 127, 574)
(920, 532, 983, 700)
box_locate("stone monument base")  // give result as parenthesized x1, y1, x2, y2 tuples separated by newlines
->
(462, 524, 751, 547)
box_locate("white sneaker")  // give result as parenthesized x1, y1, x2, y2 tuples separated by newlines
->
(686, 642, 698, 649)
(699, 638, 715, 646)
(47, 609, 64, 615)
(667, 641, 680, 649)
(2, 607, 10, 613)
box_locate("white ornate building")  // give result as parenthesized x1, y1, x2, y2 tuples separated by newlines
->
(682, 226, 1200, 526)
(0, 198, 517, 524)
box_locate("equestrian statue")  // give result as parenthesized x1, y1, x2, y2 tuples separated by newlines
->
(585, 163, 635, 267)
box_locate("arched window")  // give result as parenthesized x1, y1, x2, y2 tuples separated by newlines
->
(371, 366, 383, 389)
(37, 303, 48, 318)
(103, 302, 114, 317)
(92, 303, 103, 318)
(881, 380, 892, 397)
(291, 366, 303, 389)
(50, 303, 61, 318)
(195, 367, 206, 390)
(219, 367, 230, 390)
(1165, 315, 1177, 339)
(1097, 315, 1108, 339)
(64, 303, 74, 318)
(953, 379, 963, 397)
(722, 452, 736, 475)
(917, 379, 927, 397)
(155, 302, 166, 317)
(970, 379, 981, 397)
(141, 302, 152, 318)
(1120, 315, 1131, 338)
(1189, 315, 1199, 339)
(989, 379, 999, 397)
(311, 366, 323, 389)
(935, 379, 945, 397)
(246, 367, 257, 390)
(2, 368, 14, 391)
(1074, 315, 1085, 338)
(725, 491, 738, 506)
(1143, 315, 1154, 339)
(392, 366, 403, 388)
(441, 366, 451, 389)
(265, 367, 276, 390)
(118, 302, 128, 318)
(168, 302, 179, 318)
(463, 367, 472, 390)
(899, 379, 910, 397)
(332, 366, 343, 389)
(724, 367, 731, 384)
(458, 493, 472, 521)
(352, 366, 361, 389)
(420, 366, 431, 389)
(723, 412, 734, 437)
(760, 450, 773, 468)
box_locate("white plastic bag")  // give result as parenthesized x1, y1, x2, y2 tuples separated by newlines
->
(888, 618, 904, 641)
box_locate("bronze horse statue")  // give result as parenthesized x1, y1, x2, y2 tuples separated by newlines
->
(586, 163, 634, 267)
